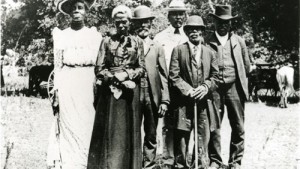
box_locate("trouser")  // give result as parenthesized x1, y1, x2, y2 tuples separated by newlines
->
(174, 108, 210, 169)
(209, 82, 245, 166)
(141, 87, 158, 169)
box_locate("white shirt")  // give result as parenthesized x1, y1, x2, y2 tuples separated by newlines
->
(142, 36, 151, 53)
(188, 41, 201, 65)
(215, 31, 229, 47)
(154, 25, 188, 71)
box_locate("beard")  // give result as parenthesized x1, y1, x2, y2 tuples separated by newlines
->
(137, 28, 150, 39)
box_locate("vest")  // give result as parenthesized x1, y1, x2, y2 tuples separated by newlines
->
(218, 40, 236, 83)
(191, 55, 203, 88)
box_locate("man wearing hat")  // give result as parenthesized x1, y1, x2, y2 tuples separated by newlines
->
(169, 15, 219, 169)
(131, 5, 170, 169)
(207, 5, 250, 169)
(153, 1, 189, 167)
(154, 0, 189, 71)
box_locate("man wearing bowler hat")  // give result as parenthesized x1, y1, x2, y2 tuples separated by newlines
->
(169, 15, 219, 169)
(131, 5, 170, 169)
(154, 0, 189, 71)
(207, 5, 250, 169)
(153, 1, 189, 168)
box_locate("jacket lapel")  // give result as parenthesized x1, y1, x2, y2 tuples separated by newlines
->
(230, 34, 239, 62)
(182, 42, 194, 85)
(144, 39, 154, 58)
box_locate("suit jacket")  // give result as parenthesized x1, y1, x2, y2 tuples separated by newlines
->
(169, 42, 219, 131)
(144, 38, 170, 107)
(208, 33, 250, 100)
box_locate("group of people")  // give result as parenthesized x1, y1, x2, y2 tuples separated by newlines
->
(47, 0, 250, 169)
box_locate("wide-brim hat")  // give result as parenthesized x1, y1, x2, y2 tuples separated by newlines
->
(166, 0, 188, 12)
(58, 0, 96, 15)
(132, 5, 155, 20)
(183, 15, 206, 30)
(209, 4, 238, 20)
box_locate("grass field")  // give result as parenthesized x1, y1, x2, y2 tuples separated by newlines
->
(1, 96, 299, 169)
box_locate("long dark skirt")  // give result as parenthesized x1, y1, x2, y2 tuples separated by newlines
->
(88, 85, 142, 169)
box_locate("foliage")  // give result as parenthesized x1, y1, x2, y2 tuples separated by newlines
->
(1, 0, 298, 68)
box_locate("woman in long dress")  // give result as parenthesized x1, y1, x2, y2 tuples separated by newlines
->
(47, 0, 102, 168)
(87, 5, 145, 169)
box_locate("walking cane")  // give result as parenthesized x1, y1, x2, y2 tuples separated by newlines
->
(194, 101, 198, 169)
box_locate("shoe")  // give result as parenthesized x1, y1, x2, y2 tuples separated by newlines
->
(161, 164, 173, 169)
(208, 162, 220, 169)
(228, 163, 241, 169)
(185, 153, 193, 168)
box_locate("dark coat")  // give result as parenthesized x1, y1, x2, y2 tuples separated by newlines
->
(168, 42, 220, 131)
(208, 33, 250, 100)
(144, 39, 170, 107)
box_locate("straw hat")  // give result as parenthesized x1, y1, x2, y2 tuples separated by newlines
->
(166, 0, 188, 12)
(58, 0, 96, 15)
(132, 5, 155, 20)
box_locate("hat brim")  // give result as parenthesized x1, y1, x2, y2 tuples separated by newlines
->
(58, 0, 96, 15)
(131, 16, 155, 20)
(184, 25, 206, 29)
(209, 13, 238, 20)
(166, 7, 188, 12)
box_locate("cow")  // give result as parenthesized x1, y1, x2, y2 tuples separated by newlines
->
(276, 65, 295, 108)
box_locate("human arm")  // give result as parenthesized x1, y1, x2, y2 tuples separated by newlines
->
(169, 46, 193, 97)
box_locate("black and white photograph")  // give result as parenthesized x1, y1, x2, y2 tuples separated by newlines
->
(0, 0, 299, 168)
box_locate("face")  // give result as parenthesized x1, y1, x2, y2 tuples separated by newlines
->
(133, 18, 152, 39)
(114, 14, 130, 35)
(214, 19, 231, 36)
(168, 11, 186, 28)
(184, 26, 203, 45)
(70, 2, 86, 22)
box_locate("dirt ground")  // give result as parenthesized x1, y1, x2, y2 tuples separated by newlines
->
(1, 96, 299, 169)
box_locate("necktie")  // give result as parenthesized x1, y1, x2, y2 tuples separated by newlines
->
(193, 46, 201, 66)
(174, 28, 180, 34)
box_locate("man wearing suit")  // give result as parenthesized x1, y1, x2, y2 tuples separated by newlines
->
(132, 6, 170, 169)
(169, 15, 219, 169)
(153, 1, 189, 167)
(207, 5, 251, 169)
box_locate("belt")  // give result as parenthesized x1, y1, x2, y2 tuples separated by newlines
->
(63, 64, 94, 67)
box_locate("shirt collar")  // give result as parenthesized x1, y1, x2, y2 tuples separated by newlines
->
(168, 25, 185, 35)
(188, 41, 201, 51)
(215, 31, 229, 46)
(142, 36, 151, 44)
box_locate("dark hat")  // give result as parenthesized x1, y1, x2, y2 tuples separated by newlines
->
(209, 4, 238, 20)
(58, 0, 96, 15)
(132, 5, 155, 20)
(183, 15, 205, 30)
(166, 0, 188, 12)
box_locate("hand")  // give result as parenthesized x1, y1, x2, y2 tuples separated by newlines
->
(122, 80, 136, 89)
(158, 103, 168, 117)
(52, 90, 59, 115)
(96, 79, 102, 86)
(191, 85, 208, 100)
(114, 72, 128, 82)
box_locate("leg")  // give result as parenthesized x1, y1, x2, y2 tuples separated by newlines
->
(208, 90, 225, 167)
(143, 88, 159, 169)
(197, 108, 210, 168)
(174, 129, 190, 169)
(225, 83, 245, 166)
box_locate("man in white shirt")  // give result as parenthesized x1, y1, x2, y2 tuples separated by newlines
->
(153, 1, 189, 168)
(154, 0, 189, 71)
